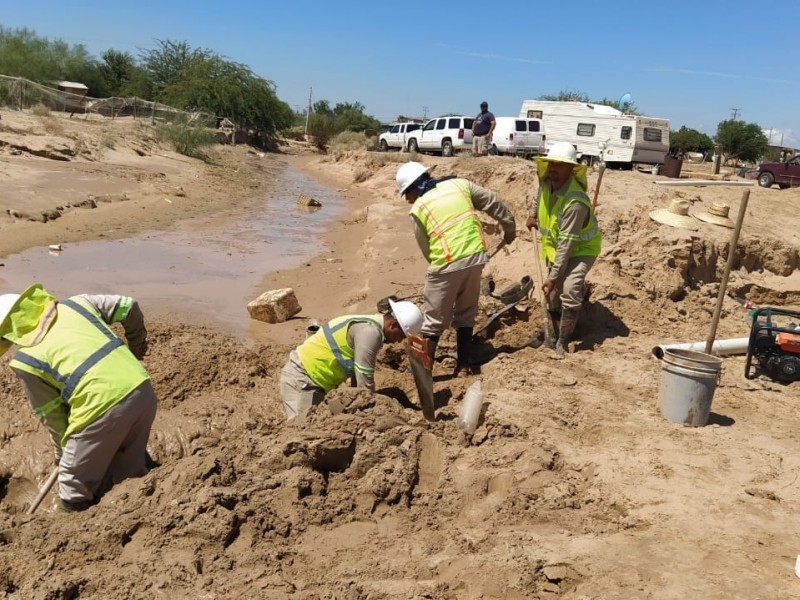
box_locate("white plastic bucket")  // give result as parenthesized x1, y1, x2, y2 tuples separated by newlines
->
(659, 349, 722, 427)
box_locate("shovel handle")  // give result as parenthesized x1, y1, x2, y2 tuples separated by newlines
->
(27, 467, 59, 515)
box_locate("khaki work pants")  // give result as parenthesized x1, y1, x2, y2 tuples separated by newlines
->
(279, 359, 326, 420)
(59, 380, 158, 504)
(546, 255, 596, 312)
(421, 264, 484, 337)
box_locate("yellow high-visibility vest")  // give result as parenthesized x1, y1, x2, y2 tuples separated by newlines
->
(410, 179, 486, 265)
(8, 293, 149, 445)
(537, 178, 601, 263)
(297, 314, 383, 393)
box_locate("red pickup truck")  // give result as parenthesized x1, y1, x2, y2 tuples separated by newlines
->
(757, 154, 800, 189)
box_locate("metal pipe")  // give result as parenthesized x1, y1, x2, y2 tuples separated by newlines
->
(652, 337, 749, 360)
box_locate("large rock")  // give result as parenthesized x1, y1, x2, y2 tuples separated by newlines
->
(247, 288, 302, 323)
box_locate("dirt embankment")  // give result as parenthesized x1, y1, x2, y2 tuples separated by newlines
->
(2, 110, 800, 599)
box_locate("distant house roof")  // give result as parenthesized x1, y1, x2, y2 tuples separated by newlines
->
(56, 81, 89, 90)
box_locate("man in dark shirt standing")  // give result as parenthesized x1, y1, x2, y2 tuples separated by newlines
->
(472, 101, 496, 157)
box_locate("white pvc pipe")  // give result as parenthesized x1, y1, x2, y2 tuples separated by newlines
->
(651, 337, 749, 360)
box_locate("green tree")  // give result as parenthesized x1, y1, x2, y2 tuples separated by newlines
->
(715, 119, 768, 164)
(0, 26, 106, 95)
(139, 39, 207, 100)
(669, 126, 714, 157)
(539, 89, 641, 114)
(539, 89, 590, 102)
(100, 49, 140, 96)
(140, 40, 293, 145)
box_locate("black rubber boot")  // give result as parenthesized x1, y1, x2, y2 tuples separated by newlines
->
(454, 327, 474, 377)
(554, 308, 579, 359)
(59, 498, 94, 513)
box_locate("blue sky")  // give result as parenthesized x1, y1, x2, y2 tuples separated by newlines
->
(4, 1, 798, 146)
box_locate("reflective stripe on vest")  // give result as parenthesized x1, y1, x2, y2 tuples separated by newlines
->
(297, 314, 383, 393)
(13, 299, 124, 407)
(537, 180, 601, 263)
(409, 179, 486, 265)
(9, 297, 149, 442)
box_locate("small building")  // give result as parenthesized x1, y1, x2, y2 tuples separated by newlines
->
(56, 81, 89, 97)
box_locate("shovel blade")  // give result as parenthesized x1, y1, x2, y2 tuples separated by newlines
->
(405, 343, 435, 421)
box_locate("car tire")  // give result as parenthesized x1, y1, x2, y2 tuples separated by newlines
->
(580, 155, 592, 166)
(379, 139, 388, 152)
(407, 139, 418, 153)
(758, 172, 774, 188)
(442, 140, 454, 157)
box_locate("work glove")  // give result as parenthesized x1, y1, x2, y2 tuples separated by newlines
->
(503, 229, 516, 245)
(525, 216, 538, 231)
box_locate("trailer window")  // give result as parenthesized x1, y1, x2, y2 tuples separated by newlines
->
(577, 123, 595, 137)
(644, 128, 662, 142)
(621, 126, 632, 140)
(515, 120, 526, 132)
(527, 110, 543, 119)
(528, 121, 541, 132)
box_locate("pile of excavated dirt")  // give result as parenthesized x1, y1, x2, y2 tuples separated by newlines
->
(2, 114, 800, 599)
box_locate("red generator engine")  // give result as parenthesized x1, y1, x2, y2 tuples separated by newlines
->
(745, 307, 800, 383)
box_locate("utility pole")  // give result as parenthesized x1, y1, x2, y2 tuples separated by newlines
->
(768, 127, 773, 143)
(304, 87, 313, 135)
(730, 107, 741, 120)
(422, 105, 428, 120)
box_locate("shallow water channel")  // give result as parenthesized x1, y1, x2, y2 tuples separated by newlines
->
(0, 162, 346, 335)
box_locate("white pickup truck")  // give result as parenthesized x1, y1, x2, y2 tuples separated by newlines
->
(405, 116, 475, 157)
(378, 122, 422, 152)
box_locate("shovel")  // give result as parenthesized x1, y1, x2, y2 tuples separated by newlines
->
(532, 232, 556, 347)
(27, 467, 59, 515)
(405, 333, 435, 421)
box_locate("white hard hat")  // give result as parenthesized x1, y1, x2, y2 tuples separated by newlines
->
(0, 294, 21, 329)
(542, 142, 579, 165)
(387, 298, 423, 336)
(396, 161, 430, 195)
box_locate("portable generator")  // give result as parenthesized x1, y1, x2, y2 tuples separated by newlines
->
(744, 307, 800, 383)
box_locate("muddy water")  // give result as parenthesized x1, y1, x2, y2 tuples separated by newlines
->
(0, 162, 345, 335)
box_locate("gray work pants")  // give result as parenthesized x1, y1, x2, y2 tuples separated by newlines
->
(421, 264, 484, 337)
(279, 358, 326, 420)
(546, 255, 596, 312)
(59, 380, 158, 503)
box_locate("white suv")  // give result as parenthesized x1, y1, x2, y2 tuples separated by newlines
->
(378, 122, 422, 151)
(405, 116, 475, 157)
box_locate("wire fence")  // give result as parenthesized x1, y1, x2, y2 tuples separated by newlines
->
(0, 75, 216, 127)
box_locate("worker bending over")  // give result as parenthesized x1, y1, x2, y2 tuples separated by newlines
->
(279, 299, 423, 419)
(0, 284, 157, 512)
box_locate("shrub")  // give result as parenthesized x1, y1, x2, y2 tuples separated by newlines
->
(155, 122, 217, 160)
(31, 103, 50, 116)
(329, 130, 371, 153)
(100, 132, 116, 149)
(353, 166, 369, 183)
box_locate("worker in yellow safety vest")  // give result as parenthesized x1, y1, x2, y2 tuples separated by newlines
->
(279, 299, 424, 420)
(396, 161, 517, 376)
(525, 142, 602, 358)
(0, 284, 157, 512)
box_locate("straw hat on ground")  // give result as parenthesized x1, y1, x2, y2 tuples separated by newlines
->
(694, 202, 735, 228)
(649, 199, 699, 230)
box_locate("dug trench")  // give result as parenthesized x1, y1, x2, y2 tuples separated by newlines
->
(1, 146, 800, 598)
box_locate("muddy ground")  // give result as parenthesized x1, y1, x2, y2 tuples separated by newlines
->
(1, 109, 800, 599)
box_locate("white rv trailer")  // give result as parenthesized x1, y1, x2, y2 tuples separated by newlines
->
(518, 100, 670, 166)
